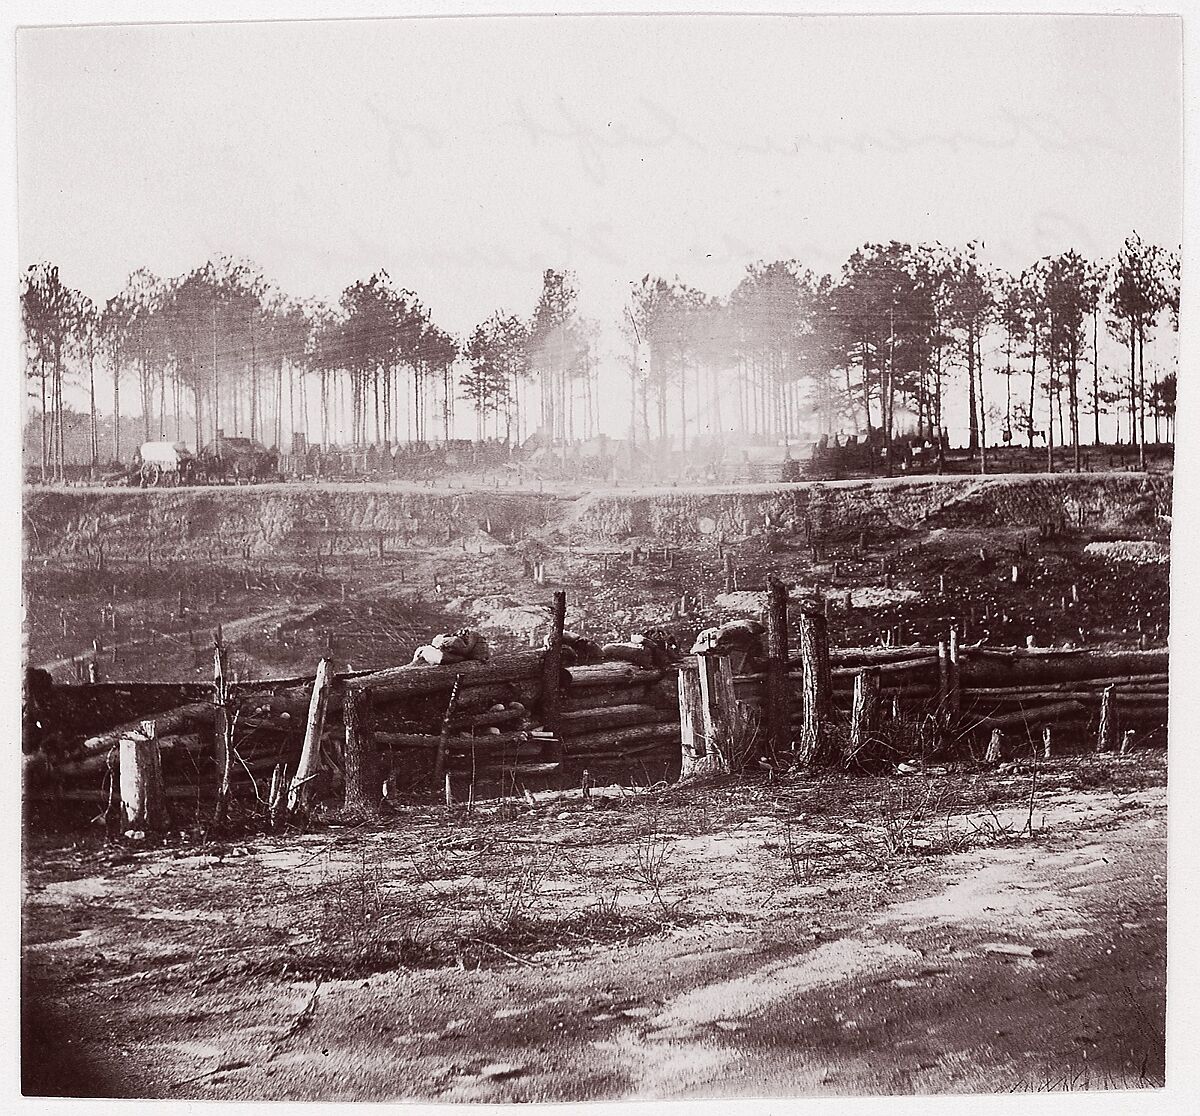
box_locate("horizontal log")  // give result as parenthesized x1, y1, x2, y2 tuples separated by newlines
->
(560, 704, 673, 735)
(964, 691, 1168, 709)
(561, 685, 673, 713)
(76, 704, 214, 757)
(565, 663, 665, 688)
(447, 707, 527, 731)
(962, 675, 1169, 698)
(967, 700, 1089, 729)
(827, 645, 939, 666)
(374, 729, 533, 751)
(832, 656, 939, 678)
(346, 651, 545, 700)
(961, 649, 1168, 686)
(565, 723, 681, 752)
(568, 739, 680, 761)
(742, 657, 939, 685)
(444, 745, 544, 768)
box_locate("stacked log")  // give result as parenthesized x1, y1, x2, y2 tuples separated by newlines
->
(736, 644, 1168, 746)
(557, 663, 680, 767)
(30, 634, 1169, 810)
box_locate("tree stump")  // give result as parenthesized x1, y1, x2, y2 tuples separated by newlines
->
(120, 726, 168, 833)
(984, 728, 1004, 765)
(342, 686, 381, 818)
(796, 603, 834, 765)
(848, 668, 881, 760)
(538, 590, 567, 762)
(288, 657, 332, 818)
(679, 654, 740, 779)
(1096, 684, 1117, 753)
(212, 638, 233, 825)
(947, 624, 961, 723)
(764, 576, 791, 760)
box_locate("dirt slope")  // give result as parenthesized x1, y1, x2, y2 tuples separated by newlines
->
(23, 472, 1171, 561)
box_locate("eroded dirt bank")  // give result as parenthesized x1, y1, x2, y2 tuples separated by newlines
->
(23, 472, 1171, 560)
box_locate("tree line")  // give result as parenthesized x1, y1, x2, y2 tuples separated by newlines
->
(22, 232, 1178, 479)
(627, 234, 1178, 471)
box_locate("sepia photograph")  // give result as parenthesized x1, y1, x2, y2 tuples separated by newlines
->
(12, 3, 1187, 1106)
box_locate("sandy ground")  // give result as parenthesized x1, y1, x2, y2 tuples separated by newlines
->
(22, 754, 1166, 1101)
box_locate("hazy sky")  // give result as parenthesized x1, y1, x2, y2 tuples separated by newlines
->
(16, 13, 1182, 405)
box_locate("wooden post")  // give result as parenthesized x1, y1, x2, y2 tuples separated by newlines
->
(212, 636, 233, 824)
(119, 723, 168, 833)
(678, 662, 705, 776)
(947, 624, 961, 723)
(342, 686, 380, 817)
(984, 728, 1004, 765)
(432, 674, 463, 793)
(698, 652, 738, 770)
(1096, 684, 1117, 753)
(723, 552, 736, 593)
(796, 600, 833, 765)
(538, 591, 567, 760)
(1042, 726, 1053, 760)
(267, 764, 286, 831)
(937, 639, 949, 721)
(288, 657, 332, 817)
(679, 654, 739, 779)
(848, 668, 881, 757)
(1120, 729, 1136, 756)
(87, 660, 100, 684)
(765, 576, 790, 760)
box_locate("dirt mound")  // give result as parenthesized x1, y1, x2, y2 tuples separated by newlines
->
(1083, 540, 1170, 565)
(712, 585, 920, 616)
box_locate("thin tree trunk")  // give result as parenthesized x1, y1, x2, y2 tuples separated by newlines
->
(966, 321, 979, 455)
(113, 350, 122, 464)
(88, 346, 98, 469)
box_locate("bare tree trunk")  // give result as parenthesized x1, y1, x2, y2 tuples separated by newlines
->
(120, 725, 168, 833)
(1137, 319, 1147, 468)
(796, 602, 834, 765)
(966, 321, 979, 455)
(765, 576, 790, 760)
(342, 687, 381, 817)
(112, 349, 122, 464)
(39, 357, 47, 482)
(88, 346, 98, 470)
(288, 658, 332, 819)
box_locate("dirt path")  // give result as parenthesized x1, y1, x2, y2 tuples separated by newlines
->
(22, 762, 1166, 1100)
